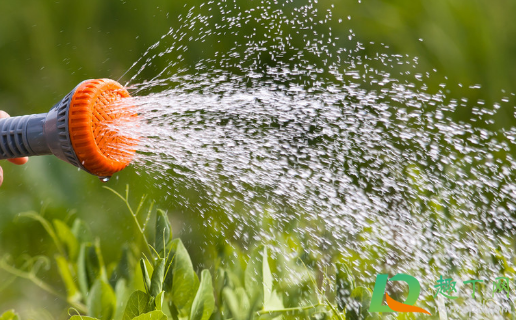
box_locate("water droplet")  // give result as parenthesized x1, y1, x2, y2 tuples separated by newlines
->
(99, 177, 111, 183)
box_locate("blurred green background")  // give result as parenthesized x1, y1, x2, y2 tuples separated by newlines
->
(0, 0, 514, 316)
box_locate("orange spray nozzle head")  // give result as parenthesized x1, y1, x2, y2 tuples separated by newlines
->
(67, 79, 139, 178)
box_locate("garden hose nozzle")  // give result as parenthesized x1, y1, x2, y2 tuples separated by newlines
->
(0, 79, 138, 179)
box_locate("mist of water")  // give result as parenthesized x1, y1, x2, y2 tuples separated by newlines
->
(102, 0, 516, 316)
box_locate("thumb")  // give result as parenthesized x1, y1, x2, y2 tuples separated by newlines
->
(0, 165, 3, 187)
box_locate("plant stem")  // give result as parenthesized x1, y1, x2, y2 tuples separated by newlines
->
(129, 204, 154, 258)
(104, 186, 154, 258)
(325, 299, 344, 320)
(18, 211, 66, 257)
(0, 260, 87, 313)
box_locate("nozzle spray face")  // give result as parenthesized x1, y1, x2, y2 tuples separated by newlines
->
(0, 79, 138, 178)
(67, 79, 138, 177)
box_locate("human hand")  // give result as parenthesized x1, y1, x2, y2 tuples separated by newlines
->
(0, 111, 29, 186)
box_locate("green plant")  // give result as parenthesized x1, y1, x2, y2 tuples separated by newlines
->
(0, 186, 370, 320)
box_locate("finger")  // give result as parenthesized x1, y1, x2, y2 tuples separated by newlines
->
(8, 157, 28, 165)
(0, 110, 9, 119)
(0, 165, 3, 187)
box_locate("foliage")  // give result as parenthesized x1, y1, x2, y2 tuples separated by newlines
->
(0, 0, 515, 318)
(0, 186, 371, 320)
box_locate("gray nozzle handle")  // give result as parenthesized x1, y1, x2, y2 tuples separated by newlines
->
(0, 113, 50, 159)
(0, 87, 83, 171)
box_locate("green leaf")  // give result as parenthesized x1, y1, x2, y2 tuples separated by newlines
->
(93, 239, 108, 282)
(55, 254, 81, 303)
(171, 239, 199, 316)
(71, 218, 93, 243)
(78, 240, 108, 293)
(69, 317, 99, 320)
(150, 258, 165, 297)
(245, 245, 270, 308)
(190, 270, 215, 320)
(223, 287, 250, 320)
(131, 311, 167, 320)
(122, 290, 152, 320)
(263, 290, 283, 312)
(155, 291, 164, 311)
(154, 210, 171, 257)
(109, 245, 131, 287)
(222, 287, 238, 317)
(163, 240, 178, 294)
(87, 243, 102, 282)
(53, 219, 79, 260)
(336, 262, 355, 312)
(167, 301, 179, 320)
(87, 278, 117, 320)
(113, 279, 129, 320)
(133, 257, 154, 293)
(245, 248, 262, 305)
(78, 243, 93, 298)
(140, 258, 152, 294)
(0, 310, 20, 320)
(109, 245, 131, 288)
(261, 247, 276, 310)
(345, 286, 372, 320)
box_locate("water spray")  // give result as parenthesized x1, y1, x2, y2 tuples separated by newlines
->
(0, 79, 138, 180)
